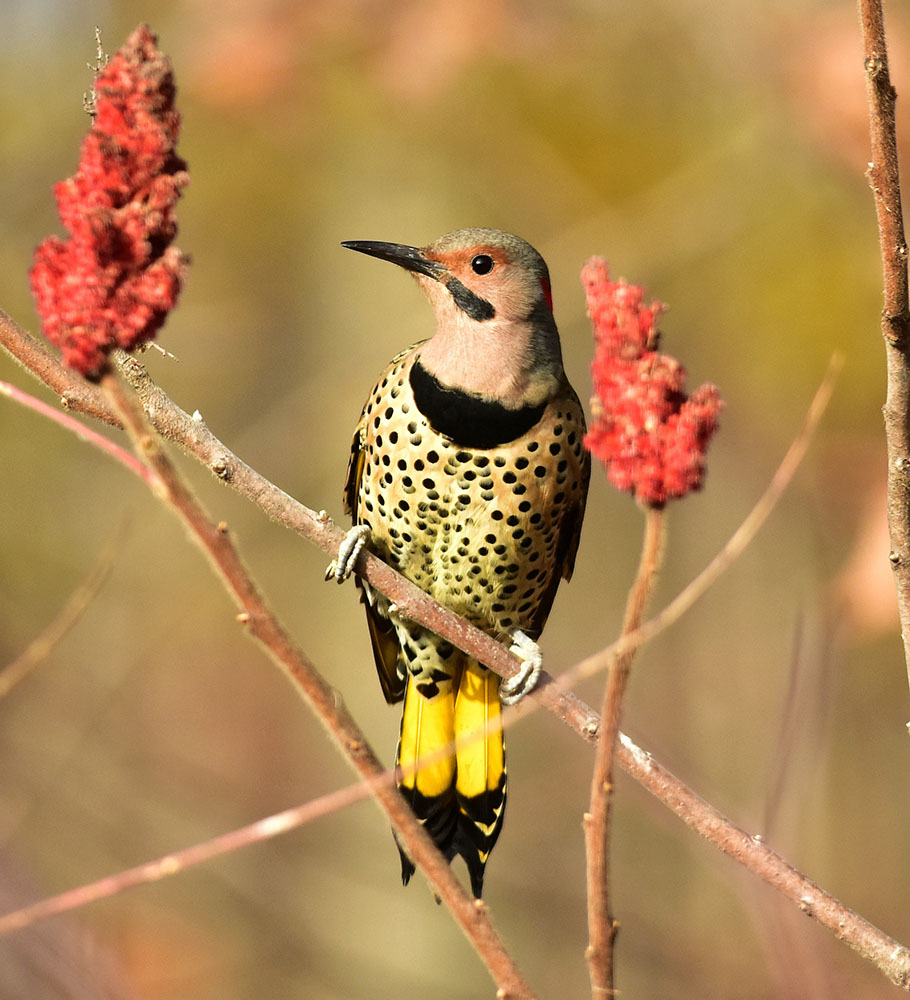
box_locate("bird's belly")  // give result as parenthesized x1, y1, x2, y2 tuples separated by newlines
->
(369, 468, 561, 639)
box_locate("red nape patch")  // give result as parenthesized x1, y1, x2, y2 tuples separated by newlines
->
(540, 277, 553, 312)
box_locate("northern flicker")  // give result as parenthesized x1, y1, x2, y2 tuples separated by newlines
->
(331, 228, 590, 898)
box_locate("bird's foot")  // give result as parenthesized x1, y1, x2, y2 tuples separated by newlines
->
(325, 525, 371, 583)
(500, 629, 543, 705)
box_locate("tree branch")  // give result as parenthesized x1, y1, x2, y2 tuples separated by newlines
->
(0, 521, 121, 699)
(0, 781, 376, 936)
(858, 0, 910, 692)
(585, 506, 665, 997)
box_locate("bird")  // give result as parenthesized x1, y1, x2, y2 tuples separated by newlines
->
(330, 227, 590, 898)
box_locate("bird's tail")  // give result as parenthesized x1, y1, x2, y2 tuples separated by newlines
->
(396, 659, 507, 898)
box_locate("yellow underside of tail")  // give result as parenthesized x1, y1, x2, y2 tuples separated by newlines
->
(397, 661, 504, 802)
(399, 678, 456, 798)
(454, 661, 504, 799)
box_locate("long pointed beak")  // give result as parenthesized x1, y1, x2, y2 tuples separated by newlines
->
(341, 240, 446, 279)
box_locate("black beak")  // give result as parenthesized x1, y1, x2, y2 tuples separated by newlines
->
(341, 240, 446, 280)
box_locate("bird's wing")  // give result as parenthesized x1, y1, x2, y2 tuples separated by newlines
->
(560, 434, 591, 584)
(528, 392, 591, 638)
(343, 406, 406, 705)
(342, 417, 365, 521)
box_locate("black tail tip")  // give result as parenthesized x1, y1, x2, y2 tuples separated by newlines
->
(399, 853, 416, 887)
(466, 864, 486, 900)
(397, 846, 486, 899)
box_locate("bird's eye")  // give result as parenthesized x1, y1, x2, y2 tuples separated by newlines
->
(471, 254, 494, 275)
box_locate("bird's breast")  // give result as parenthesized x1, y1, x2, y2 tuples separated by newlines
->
(355, 349, 587, 639)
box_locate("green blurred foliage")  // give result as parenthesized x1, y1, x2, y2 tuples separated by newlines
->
(1, 1, 909, 997)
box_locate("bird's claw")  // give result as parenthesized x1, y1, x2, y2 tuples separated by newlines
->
(326, 524, 371, 583)
(500, 629, 543, 705)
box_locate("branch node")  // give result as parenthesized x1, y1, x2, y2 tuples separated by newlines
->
(211, 456, 232, 480)
(216, 521, 229, 534)
(883, 310, 910, 346)
(889, 550, 901, 567)
(865, 53, 884, 78)
(388, 602, 411, 623)
(236, 611, 251, 624)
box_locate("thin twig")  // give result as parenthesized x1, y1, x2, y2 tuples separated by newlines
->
(0, 525, 122, 699)
(585, 506, 665, 997)
(96, 366, 537, 1000)
(858, 0, 910, 694)
(0, 377, 154, 484)
(0, 780, 374, 936)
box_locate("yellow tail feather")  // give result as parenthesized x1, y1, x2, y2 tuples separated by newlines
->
(398, 675, 456, 798)
(395, 660, 506, 898)
(454, 660, 504, 800)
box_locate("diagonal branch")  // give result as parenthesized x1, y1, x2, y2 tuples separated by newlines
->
(0, 781, 375, 937)
(0, 522, 121, 699)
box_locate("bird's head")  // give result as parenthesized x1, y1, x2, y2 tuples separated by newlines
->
(343, 228, 564, 407)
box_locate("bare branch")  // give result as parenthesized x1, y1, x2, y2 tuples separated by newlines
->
(0, 376, 152, 482)
(0, 781, 375, 936)
(858, 0, 910, 693)
(585, 506, 665, 997)
(0, 524, 121, 699)
(0, 727, 534, 941)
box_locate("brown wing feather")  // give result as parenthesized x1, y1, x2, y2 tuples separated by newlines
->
(365, 603, 405, 704)
(528, 400, 591, 639)
(560, 445, 591, 583)
(342, 419, 365, 520)
(343, 417, 406, 705)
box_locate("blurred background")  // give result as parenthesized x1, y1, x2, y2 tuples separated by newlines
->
(1, 0, 909, 996)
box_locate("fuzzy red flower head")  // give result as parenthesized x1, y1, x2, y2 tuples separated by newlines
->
(582, 257, 723, 507)
(30, 25, 189, 379)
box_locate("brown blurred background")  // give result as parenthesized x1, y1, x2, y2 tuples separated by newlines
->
(1, 1, 909, 997)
